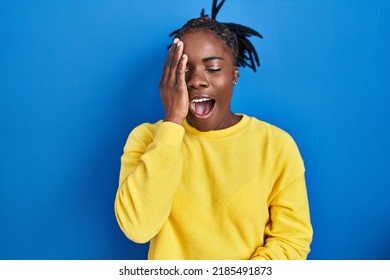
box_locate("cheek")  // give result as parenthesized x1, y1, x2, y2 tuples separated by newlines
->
(215, 71, 234, 90)
(215, 78, 234, 103)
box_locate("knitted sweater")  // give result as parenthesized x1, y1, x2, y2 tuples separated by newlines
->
(115, 115, 313, 259)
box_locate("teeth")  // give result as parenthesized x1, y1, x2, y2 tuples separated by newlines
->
(191, 98, 211, 103)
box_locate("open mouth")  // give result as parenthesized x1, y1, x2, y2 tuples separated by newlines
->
(189, 98, 216, 119)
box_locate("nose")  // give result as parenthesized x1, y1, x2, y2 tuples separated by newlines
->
(186, 69, 209, 89)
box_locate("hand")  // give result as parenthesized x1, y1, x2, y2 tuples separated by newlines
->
(159, 38, 189, 125)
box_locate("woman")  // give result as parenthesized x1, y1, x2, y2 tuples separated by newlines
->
(115, 1, 312, 260)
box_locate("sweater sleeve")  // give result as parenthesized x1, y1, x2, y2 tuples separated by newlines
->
(251, 132, 313, 260)
(114, 121, 185, 243)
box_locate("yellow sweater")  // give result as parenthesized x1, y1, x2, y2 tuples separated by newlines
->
(115, 115, 312, 259)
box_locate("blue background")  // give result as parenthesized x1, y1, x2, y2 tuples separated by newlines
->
(1, 0, 389, 260)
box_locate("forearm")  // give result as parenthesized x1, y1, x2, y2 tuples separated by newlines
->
(251, 174, 313, 260)
(115, 121, 185, 243)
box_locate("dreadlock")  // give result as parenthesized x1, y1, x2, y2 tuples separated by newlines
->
(169, 0, 263, 72)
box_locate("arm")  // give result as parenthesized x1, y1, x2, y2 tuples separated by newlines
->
(251, 173, 312, 259)
(251, 133, 313, 260)
(115, 38, 189, 243)
(115, 122, 185, 243)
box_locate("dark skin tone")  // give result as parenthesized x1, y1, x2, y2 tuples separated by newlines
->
(159, 30, 240, 131)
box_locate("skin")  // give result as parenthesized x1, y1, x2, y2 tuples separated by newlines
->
(159, 30, 240, 131)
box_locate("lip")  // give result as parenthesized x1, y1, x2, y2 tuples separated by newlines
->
(188, 95, 216, 119)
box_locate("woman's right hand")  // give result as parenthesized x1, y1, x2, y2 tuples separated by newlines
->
(159, 38, 189, 125)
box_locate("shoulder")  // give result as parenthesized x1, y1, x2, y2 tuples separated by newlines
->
(124, 120, 163, 148)
(248, 116, 306, 179)
(247, 116, 304, 166)
(128, 120, 163, 138)
(125, 120, 186, 148)
(247, 116, 297, 147)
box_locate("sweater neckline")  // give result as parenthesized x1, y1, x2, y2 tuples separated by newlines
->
(183, 114, 251, 139)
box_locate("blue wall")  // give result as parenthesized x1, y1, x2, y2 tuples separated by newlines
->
(1, 0, 389, 260)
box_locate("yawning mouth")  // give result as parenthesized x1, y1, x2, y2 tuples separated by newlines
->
(189, 97, 216, 119)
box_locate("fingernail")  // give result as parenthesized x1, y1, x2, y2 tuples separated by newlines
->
(173, 38, 179, 43)
(177, 41, 182, 47)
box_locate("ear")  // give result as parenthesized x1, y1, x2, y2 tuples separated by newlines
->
(232, 67, 239, 85)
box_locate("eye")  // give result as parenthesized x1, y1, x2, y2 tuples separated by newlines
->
(207, 68, 221, 73)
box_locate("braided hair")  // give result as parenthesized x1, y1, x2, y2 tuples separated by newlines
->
(170, 0, 263, 72)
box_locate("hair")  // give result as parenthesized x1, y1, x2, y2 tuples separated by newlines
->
(169, 0, 263, 72)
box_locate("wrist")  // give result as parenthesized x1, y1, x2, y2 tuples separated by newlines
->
(163, 115, 185, 126)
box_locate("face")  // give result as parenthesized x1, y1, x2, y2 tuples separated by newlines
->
(180, 30, 239, 131)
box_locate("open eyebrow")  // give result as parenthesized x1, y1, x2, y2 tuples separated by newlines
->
(202, 56, 224, 62)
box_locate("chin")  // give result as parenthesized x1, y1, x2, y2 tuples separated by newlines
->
(187, 115, 218, 132)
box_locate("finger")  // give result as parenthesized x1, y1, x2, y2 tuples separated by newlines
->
(161, 38, 179, 83)
(176, 54, 188, 89)
(168, 40, 184, 84)
(161, 38, 178, 81)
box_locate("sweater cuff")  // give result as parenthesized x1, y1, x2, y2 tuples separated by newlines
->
(154, 121, 185, 148)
